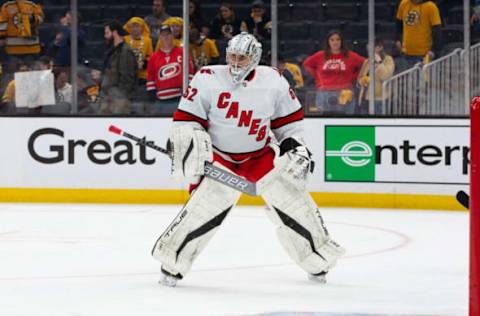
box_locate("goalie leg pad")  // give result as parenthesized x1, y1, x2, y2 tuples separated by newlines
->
(261, 175, 345, 275)
(152, 165, 241, 277)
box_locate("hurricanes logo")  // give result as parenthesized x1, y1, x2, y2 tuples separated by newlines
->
(405, 10, 420, 26)
(158, 63, 181, 81)
(326, 141, 373, 167)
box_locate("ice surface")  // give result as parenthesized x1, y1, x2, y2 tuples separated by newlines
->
(0, 204, 468, 316)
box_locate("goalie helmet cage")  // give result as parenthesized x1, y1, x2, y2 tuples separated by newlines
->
(471, 97, 480, 315)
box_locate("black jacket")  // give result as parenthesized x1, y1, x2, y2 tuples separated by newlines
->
(101, 41, 137, 99)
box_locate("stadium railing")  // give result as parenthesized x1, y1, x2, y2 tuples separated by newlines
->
(383, 43, 480, 117)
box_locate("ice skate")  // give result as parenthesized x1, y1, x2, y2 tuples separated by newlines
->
(308, 271, 327, 284)
(159, 268, 181, 287)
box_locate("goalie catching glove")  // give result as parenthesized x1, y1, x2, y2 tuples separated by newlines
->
(277, 137, 314, 188)
(167, 125, 213, 181)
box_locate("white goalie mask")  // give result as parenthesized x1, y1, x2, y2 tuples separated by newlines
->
(226, 32, 262, 84)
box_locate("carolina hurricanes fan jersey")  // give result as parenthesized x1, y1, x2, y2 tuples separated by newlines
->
(173, 65, 304, 162)
(146, 47, 194, 100)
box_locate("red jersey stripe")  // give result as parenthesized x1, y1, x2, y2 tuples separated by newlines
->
(173, 109, 209, 129)
(271, 108, 304, 129)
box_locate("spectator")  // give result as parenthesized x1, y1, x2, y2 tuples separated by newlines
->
(0, 63, 3, 92)
(54, 69, 72, 104)
(47, 11, 86, 68)
(278, 55, 304, 89)
(123, 17, 153, 84)
(36, 55, 53, 71)
(1, 61, 30, 106)
(147, 25, 193, 115)
(0, 0, 43, 62)
(84, 69, 101, 105)
(145, 0, 171, 45)
(71, 65, 99, 113)
(357, 38, 395, 115)
(303, 30, 365, 114)
(98, 20, 137, 115)
(189, 27, 219, 71)
(472, 0, 480, 30)
(242, 0, 271, 42)
(395, 0, 442, 67)
(189, 0, 209, 36)
(210, 3, 243, 42)
(155, 17, 183, 51)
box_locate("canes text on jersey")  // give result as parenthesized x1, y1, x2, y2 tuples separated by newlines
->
(217, 92, 267, 142)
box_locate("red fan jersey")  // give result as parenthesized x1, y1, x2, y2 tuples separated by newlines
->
(146, 46, 194, 100)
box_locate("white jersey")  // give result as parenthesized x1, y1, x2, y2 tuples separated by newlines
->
(173, 65, 304, 162)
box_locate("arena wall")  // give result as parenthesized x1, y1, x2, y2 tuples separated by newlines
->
(0, 117, 469, 210)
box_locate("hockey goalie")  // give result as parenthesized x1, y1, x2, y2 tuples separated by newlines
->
(151, 32, 345, 286)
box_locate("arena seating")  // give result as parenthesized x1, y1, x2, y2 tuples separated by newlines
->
(35, 0, 468, 71)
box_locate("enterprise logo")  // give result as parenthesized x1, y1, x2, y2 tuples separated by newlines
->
(325, 141, 372, 167)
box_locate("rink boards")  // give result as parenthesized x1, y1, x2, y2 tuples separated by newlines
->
(0, 117, 469, 210)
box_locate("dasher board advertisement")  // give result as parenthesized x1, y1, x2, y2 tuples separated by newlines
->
(324, 124, 469, 185)
(0, 117, 469, 203)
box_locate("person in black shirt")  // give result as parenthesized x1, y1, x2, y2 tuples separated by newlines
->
(189, 0, 209, 37)
(99, 20, 137, 115)
(243, 0, 271, 42)
(210, 3, 243, 42)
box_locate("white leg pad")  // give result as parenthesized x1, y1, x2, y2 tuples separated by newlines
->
(276, 226, 345, 274)
(261, 176, 345, 275)
(152, 163, 241, 277)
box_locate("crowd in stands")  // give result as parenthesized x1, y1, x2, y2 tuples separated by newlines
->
(0, 0, 472, 116)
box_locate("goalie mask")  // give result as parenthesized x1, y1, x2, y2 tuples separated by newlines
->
(226, 32, 262, 84)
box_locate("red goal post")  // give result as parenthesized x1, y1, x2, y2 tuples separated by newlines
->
(471, 97, 480, 316)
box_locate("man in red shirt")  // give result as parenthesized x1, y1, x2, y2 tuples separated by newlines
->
(303, 30, 365, 115)
(146, 25, 193, 115)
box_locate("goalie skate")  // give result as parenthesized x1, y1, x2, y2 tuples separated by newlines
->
(308, 271, 327, 284)
(159, 269, 181, 287)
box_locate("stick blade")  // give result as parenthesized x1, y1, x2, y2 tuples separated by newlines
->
(108, 125, 122, 135)
(456, 190, 470, 209)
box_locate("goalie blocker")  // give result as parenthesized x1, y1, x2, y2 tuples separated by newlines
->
(152, 136, 345, 285)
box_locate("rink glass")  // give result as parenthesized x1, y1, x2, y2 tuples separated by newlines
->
(0, 0, 473, 118)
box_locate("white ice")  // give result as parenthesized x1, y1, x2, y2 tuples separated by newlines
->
(0, 203, 468, 316)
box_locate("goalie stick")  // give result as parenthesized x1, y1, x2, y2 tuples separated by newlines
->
(108, 125, 257, 196)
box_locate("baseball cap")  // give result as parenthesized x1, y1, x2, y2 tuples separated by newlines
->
(251, 0, 265, 8)
(106, 20, 128, 36)
(159, 24, 172, 34)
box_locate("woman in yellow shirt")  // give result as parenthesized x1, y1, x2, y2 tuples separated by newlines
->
(357, 38, 395, 114)
(123, 17, 153, 83)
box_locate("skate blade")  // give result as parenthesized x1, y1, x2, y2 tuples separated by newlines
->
(308, 273, 327, 284)
(159, 274, 178, 287)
